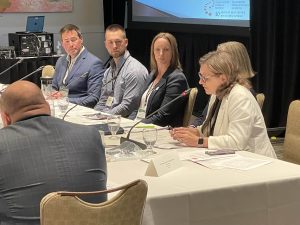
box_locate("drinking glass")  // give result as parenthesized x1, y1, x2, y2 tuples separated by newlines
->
(143, 128, 157, 155)
(56, 85, 69, 118)
(57, 97, 69, 118)
(59, 85, 69, 98)
(40, 77, 53, 98)
(107, 115, 121, 139)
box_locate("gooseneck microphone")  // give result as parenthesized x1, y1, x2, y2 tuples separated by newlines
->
(41, 65, 55, 78)
(20, 65, 45, 80)
(0, 58, 24, 77)
(120, 89, 191, 149)
(0, 65, 46, 93)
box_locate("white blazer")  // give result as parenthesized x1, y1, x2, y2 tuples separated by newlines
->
(199, 84, 276, 158)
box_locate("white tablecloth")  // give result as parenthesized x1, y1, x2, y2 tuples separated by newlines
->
(65, 105, 300, 225)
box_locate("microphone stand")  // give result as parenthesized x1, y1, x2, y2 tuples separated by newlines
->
(120, 89, 191, 149)
(0, 58, 24, 77)
(0, 65, 45, 93)
(20, 66, 44, 80)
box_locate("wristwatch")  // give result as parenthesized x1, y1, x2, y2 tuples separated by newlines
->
(198, 137, 204, 145)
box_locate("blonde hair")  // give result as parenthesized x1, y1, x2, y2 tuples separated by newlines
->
(150, 32, 181, 72)
(217, 41, 255, 89)
(199, 50, 238, 98)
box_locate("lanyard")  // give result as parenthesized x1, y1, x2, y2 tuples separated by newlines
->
(110, 54, 130, 91)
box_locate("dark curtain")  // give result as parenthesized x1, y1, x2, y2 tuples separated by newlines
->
(251, 0, 300, 127)
(103, 0, 126, 29)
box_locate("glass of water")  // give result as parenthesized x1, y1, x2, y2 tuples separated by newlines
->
(57, 97, 69, 118)
(57, 86, 69, 118)
(107, 115, 121, 139)
(143, 128, 157, 155)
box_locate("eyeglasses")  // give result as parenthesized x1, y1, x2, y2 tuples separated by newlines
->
(198, 72, 222, 83)
(198, 73, 213, 83)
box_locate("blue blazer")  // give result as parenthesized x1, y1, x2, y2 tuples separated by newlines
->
(52, 48, 106, 108)
(144, 67, 189, 127)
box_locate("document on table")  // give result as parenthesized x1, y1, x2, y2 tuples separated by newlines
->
(179, 150, 272, 170)
(213, 154, 272, 170)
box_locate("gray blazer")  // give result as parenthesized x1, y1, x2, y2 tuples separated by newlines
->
(0, 116, 107, 224)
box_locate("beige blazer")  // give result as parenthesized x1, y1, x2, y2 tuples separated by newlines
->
(199, 84, 276, 158)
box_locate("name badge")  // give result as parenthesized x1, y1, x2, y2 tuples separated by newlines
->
(106, 96, 114, 107)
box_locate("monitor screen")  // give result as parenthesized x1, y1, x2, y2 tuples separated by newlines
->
(26, 16, 45, 33)
(128, 0, 250, 36)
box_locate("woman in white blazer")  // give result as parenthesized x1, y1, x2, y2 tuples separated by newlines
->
(172, 50, 276, 158)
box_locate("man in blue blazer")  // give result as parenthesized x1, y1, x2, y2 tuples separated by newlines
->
(0, 80, 107, 224)
(52, 24, 106, 108)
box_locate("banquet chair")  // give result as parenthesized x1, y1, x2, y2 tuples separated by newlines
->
(256, 93, 265, 110)
(282, 100, 300, 164)
(183, 87, 198, 126)
(40, 179, 148, 225)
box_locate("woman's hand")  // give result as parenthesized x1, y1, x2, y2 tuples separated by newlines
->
(170, 127, 200, 147)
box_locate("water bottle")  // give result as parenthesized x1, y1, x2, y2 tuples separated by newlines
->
(56, 41, 62, 55)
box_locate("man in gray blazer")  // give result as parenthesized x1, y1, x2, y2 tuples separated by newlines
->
(0, 81, 107, 224)
(52, 24, 106, 108)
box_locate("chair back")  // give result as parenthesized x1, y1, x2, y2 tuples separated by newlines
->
(256, 93, 265, 109)
(283, 100, 300, 164)
(40, 179, 148, 225)
(183, 87, 198, 126)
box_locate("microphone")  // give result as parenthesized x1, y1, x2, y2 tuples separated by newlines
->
(120, 89, 191, 149)
(42, 65, 55, 78)
(0, 65, 45, 93)
(41, 65, 55, 96)
(20, 66, 45, 81)
(0, 58, 24, 77)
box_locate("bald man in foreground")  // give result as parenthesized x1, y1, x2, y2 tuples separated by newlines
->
(0, 81, 107, 225)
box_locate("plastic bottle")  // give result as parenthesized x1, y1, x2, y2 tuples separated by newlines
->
(56, 41, 62, 55)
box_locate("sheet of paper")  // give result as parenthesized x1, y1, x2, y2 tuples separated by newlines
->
(213, 154, 272, 170)
(179, 149, 236, 161)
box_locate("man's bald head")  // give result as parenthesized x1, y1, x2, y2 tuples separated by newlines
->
(0, 81, 50, 125)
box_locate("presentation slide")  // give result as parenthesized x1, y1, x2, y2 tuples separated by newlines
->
(132, 0, 250, 27)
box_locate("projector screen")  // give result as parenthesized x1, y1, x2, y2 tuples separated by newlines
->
(128, 0, 250, 36)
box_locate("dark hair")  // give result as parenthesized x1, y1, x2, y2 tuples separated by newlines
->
(60, 24, 82, 39)
(105, 24, 127, 38)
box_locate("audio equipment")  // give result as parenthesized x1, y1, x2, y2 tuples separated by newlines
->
(8, 32, 54, 57)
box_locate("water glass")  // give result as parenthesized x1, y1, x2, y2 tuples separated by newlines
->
(143, 128, 157, 155)
(107, 115, 121, 138)
(59, 85, 69, 97)
(57, 97, 69, 118)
